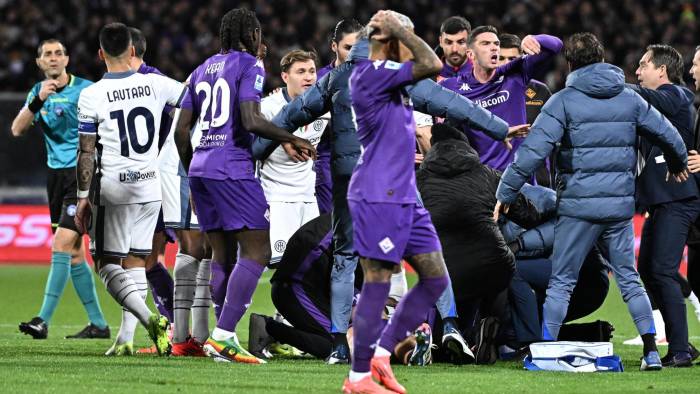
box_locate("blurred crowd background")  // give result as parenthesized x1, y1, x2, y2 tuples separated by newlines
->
(0, 0, 698, 194)
(1, 0, 698, 91)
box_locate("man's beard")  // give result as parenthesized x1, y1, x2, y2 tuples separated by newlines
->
(446, 53, 466, 67)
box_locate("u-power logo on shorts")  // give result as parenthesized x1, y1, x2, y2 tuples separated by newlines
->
(119, 170, 156, 183)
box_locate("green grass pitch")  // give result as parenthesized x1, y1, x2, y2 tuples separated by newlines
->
(1, 265, 699, 393)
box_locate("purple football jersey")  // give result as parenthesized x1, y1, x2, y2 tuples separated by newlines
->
(439, 34, 562, 171)
(437, 59, 472, 81)
(181, 51, 265, 180)
(317, 63, 334, 79)
(348, 59, 415, 203)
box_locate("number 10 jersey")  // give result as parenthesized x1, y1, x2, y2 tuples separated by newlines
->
(77, 70, 186, 205)
(181, 51, 265, 181)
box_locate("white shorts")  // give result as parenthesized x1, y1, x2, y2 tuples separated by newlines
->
(89, 201, 161, 258)
(161, 171, 198, 230)
(268, 201, 319, 264)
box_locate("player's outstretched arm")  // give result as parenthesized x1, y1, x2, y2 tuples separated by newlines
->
(74, 132, 96, 234)
(174, 108, 195, 173)
(241, 101, 317, 160)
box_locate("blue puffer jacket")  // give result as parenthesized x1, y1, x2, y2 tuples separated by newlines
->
(500, 184, 556, 258)
(255, 39, 509, 177)
(497, 63, 688, 222)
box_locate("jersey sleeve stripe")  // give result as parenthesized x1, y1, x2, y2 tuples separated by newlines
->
(78, 121, 97, 133)
(175, 87, 188, 107)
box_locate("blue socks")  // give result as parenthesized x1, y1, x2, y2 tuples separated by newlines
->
(71, 262, 108, 329)
(38, 251, 72, 323)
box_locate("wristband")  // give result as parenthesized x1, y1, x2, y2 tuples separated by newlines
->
(27, 96, 45, 113)
(77, 190, 90, 199)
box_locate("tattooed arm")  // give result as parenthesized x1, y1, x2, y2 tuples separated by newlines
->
(74, 132, 96, 234)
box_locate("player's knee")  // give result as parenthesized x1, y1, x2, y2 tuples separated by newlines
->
(51, 227, 80, 254)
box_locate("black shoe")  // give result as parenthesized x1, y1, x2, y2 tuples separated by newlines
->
(19, 317, 48, 339)
(326, 341, 350, 364)
(65, 323, 110, 339)
(689, 343, 699, 362)
(474, 317, 500, 365)
(248, 313, 273, 359)
(661, 351, 693, 368)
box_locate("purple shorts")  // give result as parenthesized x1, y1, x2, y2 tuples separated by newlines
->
(348, 200, 441, 263)
(189, 177, 270, 232)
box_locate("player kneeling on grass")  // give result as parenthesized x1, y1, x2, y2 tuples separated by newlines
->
(75, 22, 187, 356)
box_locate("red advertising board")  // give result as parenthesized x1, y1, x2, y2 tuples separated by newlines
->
(0, 205, 687, 275)
(0, 205, 178, 265)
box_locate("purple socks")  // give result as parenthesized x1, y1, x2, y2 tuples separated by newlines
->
(146, 262, 174, 321)
(216, 258, 265, 332)
(378, 276, 449, 352)
(210, 261, 232, 320)
(351, 282, 391, 373)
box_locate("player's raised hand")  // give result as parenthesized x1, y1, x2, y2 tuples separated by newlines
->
(507, 124, 530, 139)
(521, 35, 542, 55)
(39, 79, 59, 100)
(368, 10, 404, 42)
(74, 198, 92, 235)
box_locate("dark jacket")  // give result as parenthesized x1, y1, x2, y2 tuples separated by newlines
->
(416, 135, 544, 301)
(501, 185, 557, 258)
(630, 83, 699, 207)
(497, 63, 688, 222)
(254, 39, 509, 177)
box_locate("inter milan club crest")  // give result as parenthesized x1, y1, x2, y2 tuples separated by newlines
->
(274, 240, 286, 253)
(313, 120, 324, 132)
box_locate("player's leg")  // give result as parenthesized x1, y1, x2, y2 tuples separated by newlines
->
(329, 175, 358, 363)
(172, 228, 206, 356)
(261, 280, 333, 359)
(145, 229, 174, 322)
(192, 233, 212, 344)
(541, 216, 602, 340)
(19, 169, 83, 338)
(600, 219, 662, 370)
(92, 204, 162, 355)
(188, 176, 230, 320)
(55, 169, 110, 338)
(644, 202, 699, 366)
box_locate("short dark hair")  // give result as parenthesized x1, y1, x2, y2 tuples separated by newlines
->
(99, 23, 132, 57)
(332, 19, 363, 44)
(280, 49, 317, 73)
(565, 32, 604, 71)
(499, 34, 521, 50)
(37, 39, 67, 57)
(468, 25, 499, 47)
(430, 123, 469, 145)
(440, 16, 471, 35)
(129, 27, 147, 59)
(645, 44, 683, 84)
(220, 8, 261, 54)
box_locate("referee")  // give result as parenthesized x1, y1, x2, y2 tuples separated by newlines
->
(11, 39, 109, 339)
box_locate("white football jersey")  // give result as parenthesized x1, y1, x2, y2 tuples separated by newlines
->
(258, 89, 329, 202)
(78, 70, 186, 205)
(158, 107, 201, 176)
(413, 111, 433, 128)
